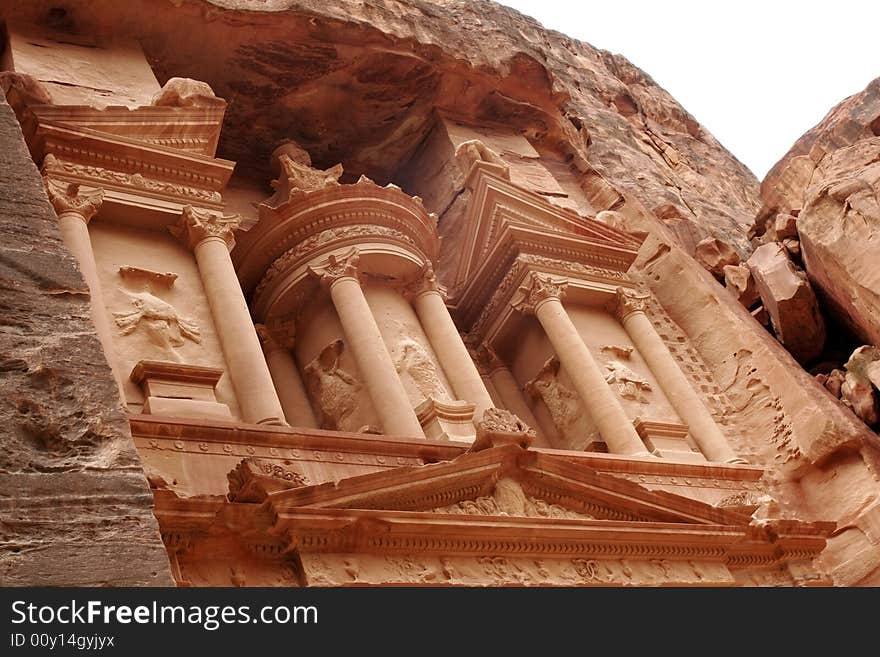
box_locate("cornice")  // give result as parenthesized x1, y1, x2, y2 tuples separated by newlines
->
(28, 104, 227, 157)
(32, 121, 234, 193)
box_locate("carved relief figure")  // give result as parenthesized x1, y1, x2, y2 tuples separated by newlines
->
(525, 356, 598, 449)
(303, 339, 361, 431)
(395, 338, 449, 403)
(600, 344, 634, 359)
(434, 477, 593, 520)
(113, 285, 200, 362)
(604, 360, 652, 403)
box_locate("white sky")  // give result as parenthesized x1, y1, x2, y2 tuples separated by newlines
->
(498, 0, 879, 178)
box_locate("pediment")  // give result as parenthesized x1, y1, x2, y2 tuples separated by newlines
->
(456, 166, 643, 286)
(267, 443, 750, 527)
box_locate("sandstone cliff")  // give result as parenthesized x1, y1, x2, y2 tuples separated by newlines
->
(756, 77, 880, 348)
(0, 95, 173, 585)
(3, 0, 761, 254)
(2, 0, 879, 586)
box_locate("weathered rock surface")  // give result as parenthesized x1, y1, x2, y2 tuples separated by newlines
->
(694, 237, 740, 279)
(723, 264, 759, 308)
(757, 77, 880, 346)
(0, 95, 173, 586)
(746, 243, 825, 364)
(1, 0, 761, 253)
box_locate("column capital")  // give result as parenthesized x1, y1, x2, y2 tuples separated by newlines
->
(614, 287, 652, 322)
(44, 178, 104, 222)
(255, 318, 296, 353)
(307, 248, 361, 289)
(471, 344, 506, 376)
(403, 261, 445, 301)
(170, 205, 241, 251)
(510, 272, 567, 315)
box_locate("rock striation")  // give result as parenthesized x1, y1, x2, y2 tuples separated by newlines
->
(0, 95, 173, 586)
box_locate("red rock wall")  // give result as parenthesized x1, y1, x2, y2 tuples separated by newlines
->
(0, 93, 173, 586)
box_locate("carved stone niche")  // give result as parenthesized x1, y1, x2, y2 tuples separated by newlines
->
(130, 359, 231, 421)
(415, 398, 476, 443)
(633, 418, 705, 463)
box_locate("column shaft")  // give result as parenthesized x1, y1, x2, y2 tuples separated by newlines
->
(412, 290, 495, 422)
(193, 237, 285, 425)
(621, 311, 743, 463)
(329, 277, 424, 437)
(535, 298, 648, 456)
(263, 346, 318, 428)
(57, 211, 126, 399)
(487, 364, 545, 442)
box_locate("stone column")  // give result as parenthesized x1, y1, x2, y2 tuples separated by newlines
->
(44, 179, 126, 398)
(511, 272, 649, 456)
(407, 263, 495, 423)
(255, 323, 318, 428)
(308, 249, 424, 437)
(474, 345, 545, 442)
(614, 288, 745, 464)
(171, 206, 285, 425)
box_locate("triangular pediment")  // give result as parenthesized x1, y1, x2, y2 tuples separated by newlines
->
(267, 444, 750, 527)
(456, 166, 643, 288)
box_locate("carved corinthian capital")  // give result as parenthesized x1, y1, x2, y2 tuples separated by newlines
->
(614, 287, 651, 322)
(510, 272, 567, 315)
(170, 205, 241, 251)
(471, 344, 506, 376)
(44, 178, 104, 222)
(403, 261, 445, 300)
(307, 248, 361, 288)
(255, 318, 296, 353)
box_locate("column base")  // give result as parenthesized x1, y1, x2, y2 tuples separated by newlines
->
(256, 417, 289, 427)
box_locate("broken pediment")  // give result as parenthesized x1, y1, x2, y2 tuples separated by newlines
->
(268, 442, 748, 525)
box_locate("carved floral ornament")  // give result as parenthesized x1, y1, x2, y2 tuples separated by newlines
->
(42, 153, 222, 203)
(614, 287, 652, 322)
(43, 176, 104, 221)
(253, 224, 423, 303)
(510, 271, 568, 315)
(401, 261, 444, 300)
(307, 248, 362, 288)
(169, 205, 242, 251)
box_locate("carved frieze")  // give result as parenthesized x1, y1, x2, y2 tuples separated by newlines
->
(42, 153, 221, 203)
(434, 477, 593, 520)
(256, 226, 417, 301)
(299, 552, 733, 586)
(519, 253, 630, 282)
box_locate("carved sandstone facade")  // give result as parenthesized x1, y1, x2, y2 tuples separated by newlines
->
(2, 1, 879, 587)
